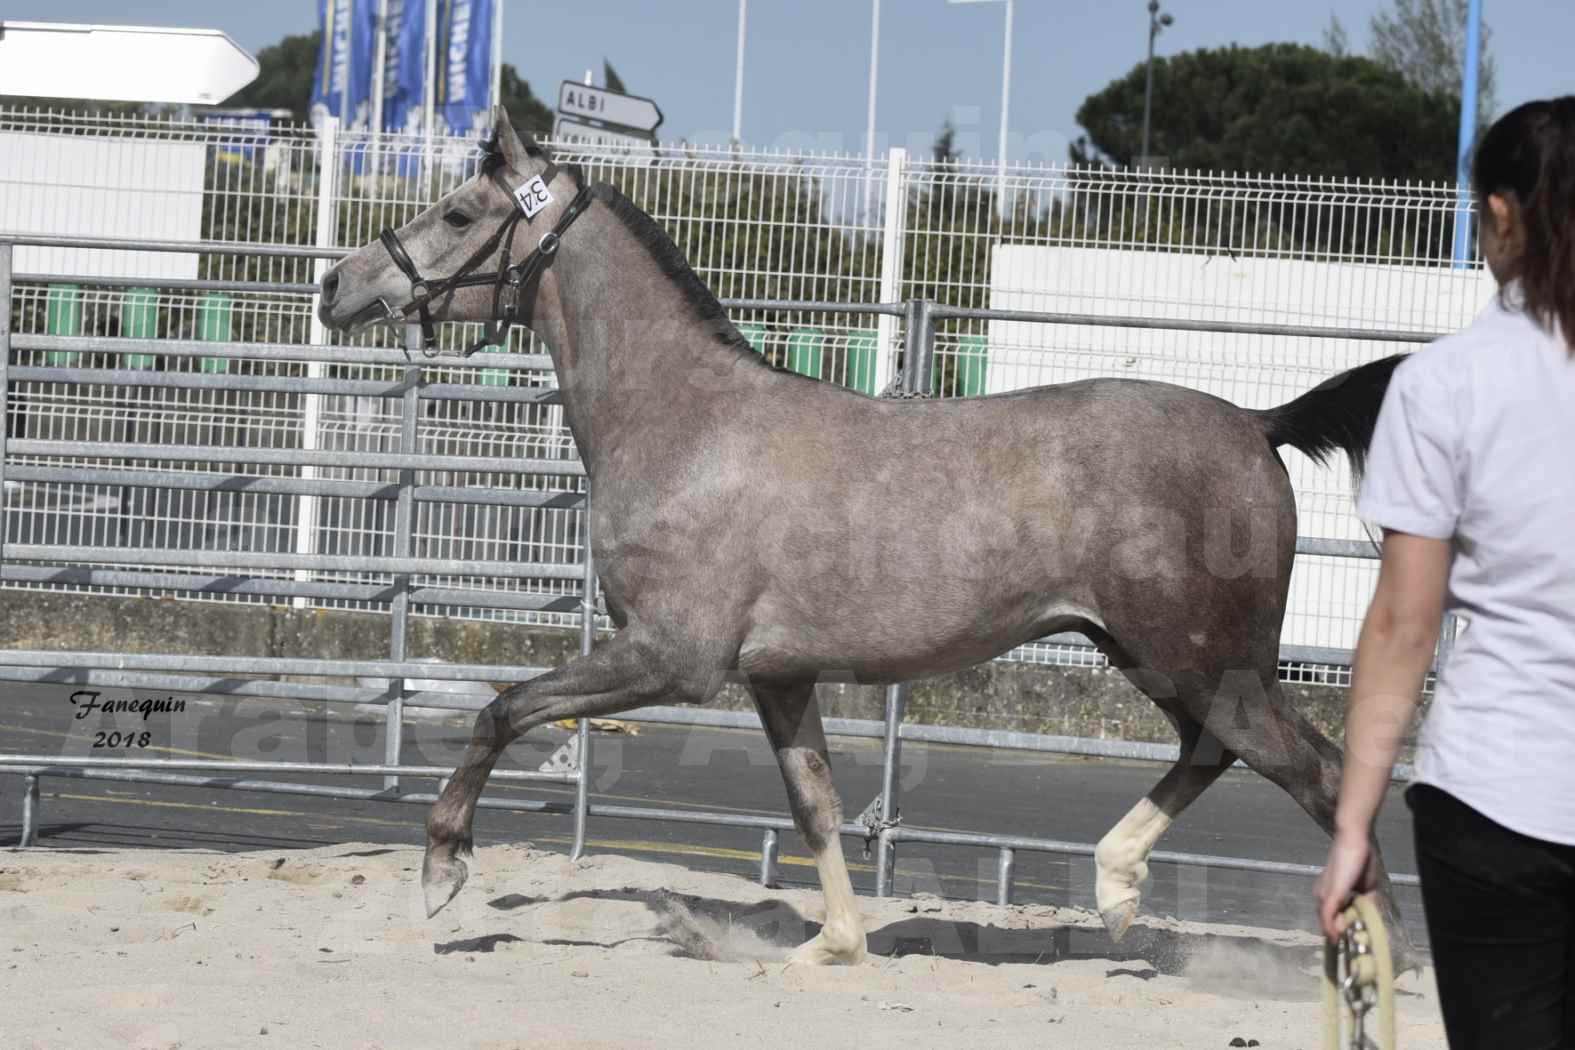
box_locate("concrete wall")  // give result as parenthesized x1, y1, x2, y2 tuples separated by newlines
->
(0, 591, 1379, 752)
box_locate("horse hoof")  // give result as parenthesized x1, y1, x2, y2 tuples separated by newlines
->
(1101, 899, 1139, 943)
(422, 846, 470, 918)
(785, 932, 868, 967)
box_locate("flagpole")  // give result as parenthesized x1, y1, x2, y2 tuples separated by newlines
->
(336, 0, 350, 124)
(490, 0, 504, 113)
(423, 0, 438, 138)
(371, 0, 390, 133)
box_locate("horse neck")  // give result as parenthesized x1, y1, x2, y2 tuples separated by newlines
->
(527, 206, 764, 473)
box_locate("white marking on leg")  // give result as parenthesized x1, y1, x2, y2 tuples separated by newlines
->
(791, 835, 867, 966)
(1095, 797, 1173, 939)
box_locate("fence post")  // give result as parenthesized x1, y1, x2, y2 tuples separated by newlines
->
(20, 774, 40, 848)
(995, 847, 1015, 906)
(296, 116, 340, 609)
(903, 298, 937, 395)
(0, 242, 11, 581)
(570, 482, 597, 860)
(874, 300, 937, 897)
(873, 147, 908, 395)
(759, 828, 779, 887)
(383, 325, 422, 792)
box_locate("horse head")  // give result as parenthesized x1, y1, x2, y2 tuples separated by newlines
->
(317, 107, 588, 354)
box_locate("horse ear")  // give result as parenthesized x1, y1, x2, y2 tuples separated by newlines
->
(493, 106, 531, 170)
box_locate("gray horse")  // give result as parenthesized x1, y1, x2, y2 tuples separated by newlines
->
(320, 109, 1413, 966)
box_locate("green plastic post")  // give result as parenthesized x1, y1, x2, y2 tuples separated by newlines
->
(954, 334, 990, 397)
(197, 294, 232, 374)
(845, 330, 879, 394)
(786, 328, 824, 380)
(45, 284, 82, 365)
(121, 288, 159, 369)
(478, 343, 509, 387)
(736, 323, 768, 355)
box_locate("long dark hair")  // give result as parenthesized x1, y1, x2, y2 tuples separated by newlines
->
(1472, 97, 1575, 352)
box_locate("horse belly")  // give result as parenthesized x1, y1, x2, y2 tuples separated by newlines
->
(736, 585, 1095, 685)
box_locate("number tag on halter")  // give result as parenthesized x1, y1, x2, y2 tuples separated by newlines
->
(513, 176, 554, 219)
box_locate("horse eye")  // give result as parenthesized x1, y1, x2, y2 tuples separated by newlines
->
(444, 210, 472, 229)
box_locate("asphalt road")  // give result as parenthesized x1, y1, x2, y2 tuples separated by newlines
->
(0, 682, 1428, 947)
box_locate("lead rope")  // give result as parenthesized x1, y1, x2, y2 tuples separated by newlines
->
(1322, 893, 1397, 1050)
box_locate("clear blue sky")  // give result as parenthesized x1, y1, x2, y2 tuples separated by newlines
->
(7, 1, 1574, 163)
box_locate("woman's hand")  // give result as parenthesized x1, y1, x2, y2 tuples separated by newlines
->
(1315, 831, 1380, 942)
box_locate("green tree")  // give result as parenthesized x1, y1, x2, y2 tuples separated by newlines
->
(1371, 0, 1496, 122)
(1322, 14, 1350, 58)
(498, 65, 553, 137)
(603, 61, 628, 95)
(226, 32, 321, 116)
(1071, 43, 1460, 181)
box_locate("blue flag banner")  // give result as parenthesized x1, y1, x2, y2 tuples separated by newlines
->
(435, 0, 496, 138)
(311, 0, 376, 132)
(382, 0, 428, 135)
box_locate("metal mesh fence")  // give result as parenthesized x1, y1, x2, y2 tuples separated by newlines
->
(2, 108, 1487, 668)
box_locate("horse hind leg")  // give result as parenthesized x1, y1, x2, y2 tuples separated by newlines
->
(1190, 668, 1419, 968)
(748, 680, 867, 966)
(1095, 714, 1238, 941)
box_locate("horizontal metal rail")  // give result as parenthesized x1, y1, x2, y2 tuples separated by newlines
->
(17, 273, 319, 295)
(2, 545, 589, 581)
(0, 755, 572, 782)
(0, 650, 551, 683)
(0, 233, 348, 259)
(6, 441, 584, 476)
(0, 667, 453, 706)
(615, 704, 1415, 782)
(4, 466, 587, 510)
(12, 334, 555, 371)
(7, 366, 565, 404)
(883, 824, 1421, 888)
(929, 303, 1444, 345)
(0, 565, 586, 614)
(0, 760, 1420, 897)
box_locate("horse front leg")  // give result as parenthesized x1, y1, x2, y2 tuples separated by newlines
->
(422, 630, 686, 917)
(749, 681, 867, 966)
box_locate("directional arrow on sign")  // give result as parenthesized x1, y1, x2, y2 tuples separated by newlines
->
(0, 22, 259, 105)
(557, 82, 664, 135)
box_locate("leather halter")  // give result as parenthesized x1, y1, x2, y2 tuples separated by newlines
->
(375, 158, 596, 358)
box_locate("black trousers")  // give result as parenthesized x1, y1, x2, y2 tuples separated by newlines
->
(1409, 783, 1575, 1049)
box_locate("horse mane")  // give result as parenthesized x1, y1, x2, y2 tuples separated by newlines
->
(588, 183, 770, 366)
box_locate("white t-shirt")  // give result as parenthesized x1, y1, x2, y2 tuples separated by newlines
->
(1358, 286, 1575, 845)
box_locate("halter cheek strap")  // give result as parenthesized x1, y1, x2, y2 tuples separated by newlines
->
(375, 161, 595, 358)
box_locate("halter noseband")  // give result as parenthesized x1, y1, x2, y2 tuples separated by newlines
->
(375, 155, 596, 358)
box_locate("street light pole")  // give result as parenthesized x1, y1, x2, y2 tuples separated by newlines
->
(866, 0, 881, 165)
(733, 0, 748, 146)
(1140, 0, 1174, 168)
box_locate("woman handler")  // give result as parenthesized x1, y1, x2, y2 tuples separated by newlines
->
(1316, 97, 1575, 1048)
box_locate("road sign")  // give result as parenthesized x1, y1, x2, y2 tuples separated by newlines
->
(0, 22, 258, 105)
(556, 81, 664, 134)
(552, 116, 658, 166)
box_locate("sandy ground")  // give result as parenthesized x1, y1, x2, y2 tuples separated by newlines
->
(1, 842, 1445, 1050)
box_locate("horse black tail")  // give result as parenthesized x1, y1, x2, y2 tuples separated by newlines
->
(1253, 353, 1408, 481)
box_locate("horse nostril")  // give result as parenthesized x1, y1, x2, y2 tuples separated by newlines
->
(321, 270, 340, 305)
